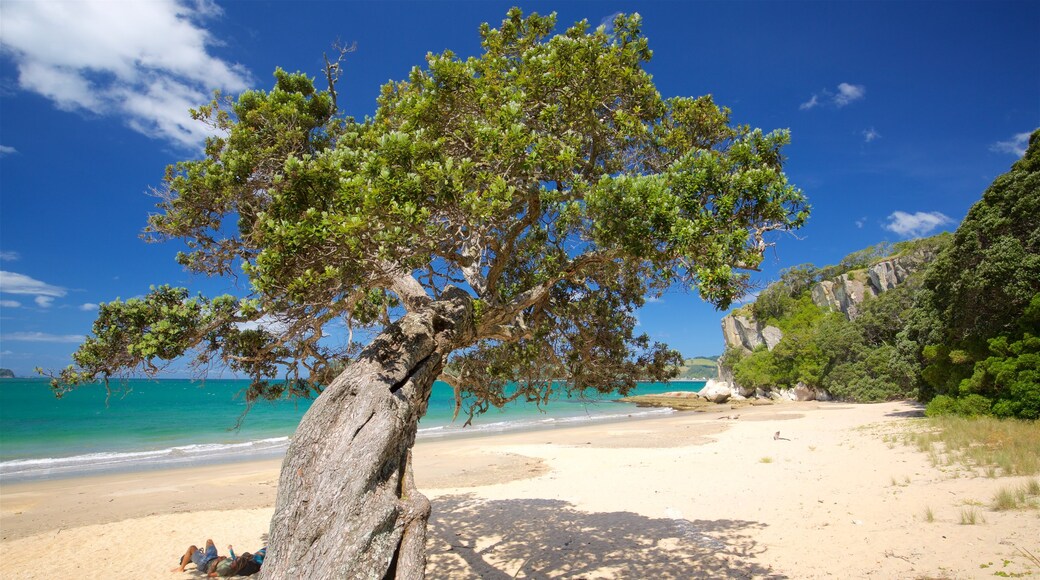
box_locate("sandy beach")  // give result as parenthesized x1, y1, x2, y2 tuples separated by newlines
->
(2, 400, 1037, 579)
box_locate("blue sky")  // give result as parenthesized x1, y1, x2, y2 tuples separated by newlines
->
(1, 0, 1037, 377)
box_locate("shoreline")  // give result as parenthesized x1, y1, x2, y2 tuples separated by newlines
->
(0, 379, 705, 483)
(2, 400, 1038, 578)
(0, 402, 678, 485)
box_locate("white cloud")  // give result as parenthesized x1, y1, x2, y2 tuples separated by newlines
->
(34, 296, 55, 308)
(236, 314, 291, 334)
(644, 296, 663, 304)
(862, 127, 881, 142)
(0, 271, 67, 297)
(799, 95, 819, 110)
(990, 130, 1035, 158)
(883, 211, 954, 238)
(1, 0, 252, 149)
(834, 83, 866, 107)
(855, 217, 867, 229)
(0, 300, 21, 308)
(80, 303, 100, 311)
(0, 145, 17, 156)
(0, 251, 19, 261)
(800, 82, 866, 110)
(1, 331, 85, 343)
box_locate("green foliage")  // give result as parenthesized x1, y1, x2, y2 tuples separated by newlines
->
(51, 10, 807, 416)
(924, 395, 958, 417)
(909, 130, 1040, 416)
(959, 295, 1040, 419)
(730, 346, 776, 389)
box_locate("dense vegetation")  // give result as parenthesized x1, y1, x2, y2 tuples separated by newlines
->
(723, 130, 1039, 419)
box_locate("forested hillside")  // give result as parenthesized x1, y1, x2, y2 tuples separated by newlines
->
(721, 130, 1039, 418)
(676, 356, 719, 379)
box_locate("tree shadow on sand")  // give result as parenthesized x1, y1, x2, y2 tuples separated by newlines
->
(427, 494, 786, 579)
(885, 403, 926, 418)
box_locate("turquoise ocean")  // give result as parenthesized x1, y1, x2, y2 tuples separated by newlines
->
(0, 378, 703, 482)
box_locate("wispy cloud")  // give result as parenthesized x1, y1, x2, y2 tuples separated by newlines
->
(0, 271, 67, 298)
(800, 82, 866, 110)
(883, 211, 954, 238)
(80, 303, 100, 312)
(0, 251, 19, 261)
(990, 130, 1035, 158)
(855, 217, 867, 229)
(1, 331, 85, 343)
(862, 127, 881, 142)
(798, 95, 819, 111)
(0, 145, 17, 156)
(34, 296, 55, 308)
(598, 11, 623, 34)
(0, 300, 22, 308)
(1, 0, 252, 149)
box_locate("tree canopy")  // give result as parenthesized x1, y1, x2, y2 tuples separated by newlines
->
(52, 9, 807, 419)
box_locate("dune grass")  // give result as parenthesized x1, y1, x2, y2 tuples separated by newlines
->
(924, 506, 935, 522)
(991, 479, 1040, 511)
(959, 506, 984, 525)
(905, 415, 1040, 477)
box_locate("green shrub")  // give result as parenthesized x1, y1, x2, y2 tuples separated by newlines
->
(925, 394, 958, 417)
(956, 394, 993, 417)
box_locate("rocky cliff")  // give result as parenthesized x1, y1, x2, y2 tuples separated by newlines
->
(809, 252, 932, 319)
(712, 246, 938, 401)
(721, 250, 936, 355)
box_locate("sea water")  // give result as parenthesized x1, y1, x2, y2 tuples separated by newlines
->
(0, 377, 703, 481)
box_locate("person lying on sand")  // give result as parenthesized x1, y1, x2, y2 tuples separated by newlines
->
(171, 539, 222, 574)
(207, 545, 266, 577)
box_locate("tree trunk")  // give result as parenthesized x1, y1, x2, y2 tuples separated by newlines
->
(260, 289, 474, 580)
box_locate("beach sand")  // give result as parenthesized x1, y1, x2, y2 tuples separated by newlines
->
(1, 400, 1037, 578)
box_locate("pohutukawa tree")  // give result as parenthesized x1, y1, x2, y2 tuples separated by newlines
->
(52, 10, 807, 579)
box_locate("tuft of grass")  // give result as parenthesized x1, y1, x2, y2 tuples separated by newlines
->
(992, 486, 1023, 511)
(1026, 478, 1040, 496)
(959, 506, 983, 525)
(991, 479, 1040, 511)
(759, 456, 773, 464)
(903, 416, 1040, 476)
(924, 506, 935, 522)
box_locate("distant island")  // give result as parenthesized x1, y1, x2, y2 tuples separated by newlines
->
(0, 368, 15, 379)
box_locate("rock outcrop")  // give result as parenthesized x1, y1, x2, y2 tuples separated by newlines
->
(698, 379, 732, 403)
(720, 315, 782, 352)
(809, 252, 935, 320)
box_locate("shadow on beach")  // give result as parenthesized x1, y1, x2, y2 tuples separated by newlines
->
(884, 402, 926, 419)
(428, 494, 785, 579)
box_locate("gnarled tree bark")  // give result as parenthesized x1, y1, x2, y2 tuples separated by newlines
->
(260, 288, 474, 579)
